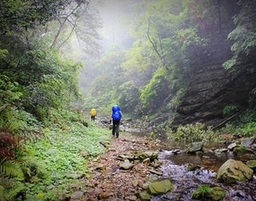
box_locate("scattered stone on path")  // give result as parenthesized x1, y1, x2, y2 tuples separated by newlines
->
(120, 159, 134, 170)
(139, 191, 151, 201)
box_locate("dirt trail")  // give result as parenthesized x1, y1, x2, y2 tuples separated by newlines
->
(79, 133, 161, 201)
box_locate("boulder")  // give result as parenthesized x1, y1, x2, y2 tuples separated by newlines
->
(233, 146, 255, 155)
(187, 142, 204, 154)
(241, 137, 255, 147)
(217, 159, 253, 183)
(148, 179, 173, 195)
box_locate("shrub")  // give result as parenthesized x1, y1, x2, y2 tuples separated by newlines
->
(223, 105, 239, 116)
(168, 123, 218, 143)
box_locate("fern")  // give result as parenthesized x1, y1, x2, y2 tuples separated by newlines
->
(0, 159, 24, 180)
(0, 178, 25, 201)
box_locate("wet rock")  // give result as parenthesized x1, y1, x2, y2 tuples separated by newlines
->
(227, 142, 237, 150)
(233, 146, 255, 155)
(139, 191, 151, 200)
(120, 159, 134, 170)
(187, 142, 204, 154)
(171, 148, 181, 154)
(187, 163, 201, 171)
(217, 159, 253, 183)
(214, 148, 228, 155)
(209, 187, 226, 201)
(136, 151, 158, 161)
(241, 137, 255, 147)
(148, 179, 173, 195)
(246, 160, 256, 171)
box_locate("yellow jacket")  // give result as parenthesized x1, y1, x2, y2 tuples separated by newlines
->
(90, 108, 96, 116)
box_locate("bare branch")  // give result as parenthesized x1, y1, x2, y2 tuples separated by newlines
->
(50, 3, 81, 49)
(147, 19, 170, 70)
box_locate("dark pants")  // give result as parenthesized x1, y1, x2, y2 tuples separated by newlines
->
(112, 120, 120, 138)
(91, 116, 95, 121)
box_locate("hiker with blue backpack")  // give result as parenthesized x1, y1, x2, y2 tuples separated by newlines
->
(111, 105, 122, 138)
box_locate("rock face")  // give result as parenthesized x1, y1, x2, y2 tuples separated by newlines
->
(171, 63, 256, 128)
(217, 159, 253, 183)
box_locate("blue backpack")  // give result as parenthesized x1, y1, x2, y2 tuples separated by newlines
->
(112, 105, 122, 121)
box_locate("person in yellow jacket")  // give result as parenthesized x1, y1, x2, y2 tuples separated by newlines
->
(90, 108, 97, 121)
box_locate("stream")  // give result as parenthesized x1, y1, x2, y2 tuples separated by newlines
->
(99, 118, 256, 200)
(129, 130, 256, 201)
(153, 149, 256, 201)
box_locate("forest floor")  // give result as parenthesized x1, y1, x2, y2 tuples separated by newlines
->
(75, 133, 161, 201)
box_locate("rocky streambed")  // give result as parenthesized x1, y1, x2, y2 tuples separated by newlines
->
(80, 118, 256, 200)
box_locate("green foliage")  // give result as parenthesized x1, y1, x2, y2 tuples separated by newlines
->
(140, 68, 170, 112)
(20, 109, 110, 200)
(240, 122, 256, 136)
(223, 104, 239, 116)
(0, 75, 22, 105)
(168, 123, 218, 143)
(0, 0, 85, 34)
(197, 184, 211, 198)
(223, 1, 256, 68)
(0, 49, 8, 61)
(167, 87, 186, 111)
(0, 159, 25, 201)
(0, 159, 24, 180)
(117, 81, 141, 114)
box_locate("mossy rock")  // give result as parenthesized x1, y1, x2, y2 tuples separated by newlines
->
(246, 160, 256, 171)
(217, 159, 253, 183)
(138, 191, 151, 201)
(233, 146, 255, 155)
(192, 186, 225, 201)
(209, 187, 225, 201)
(148, 179, 173, 195)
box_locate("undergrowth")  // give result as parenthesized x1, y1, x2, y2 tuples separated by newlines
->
(167, 122, 219, 144)
(0, 109, 111, 201)
(220, 108, 256, 137)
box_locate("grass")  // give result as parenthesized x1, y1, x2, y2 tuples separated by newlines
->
(19, 113, 111, 200)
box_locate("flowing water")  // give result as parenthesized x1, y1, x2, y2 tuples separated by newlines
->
(152, 149, 256, 201)
(130, 131, 256, 201)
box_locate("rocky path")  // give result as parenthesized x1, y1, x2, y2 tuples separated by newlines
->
(78, 133, 161, 201)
